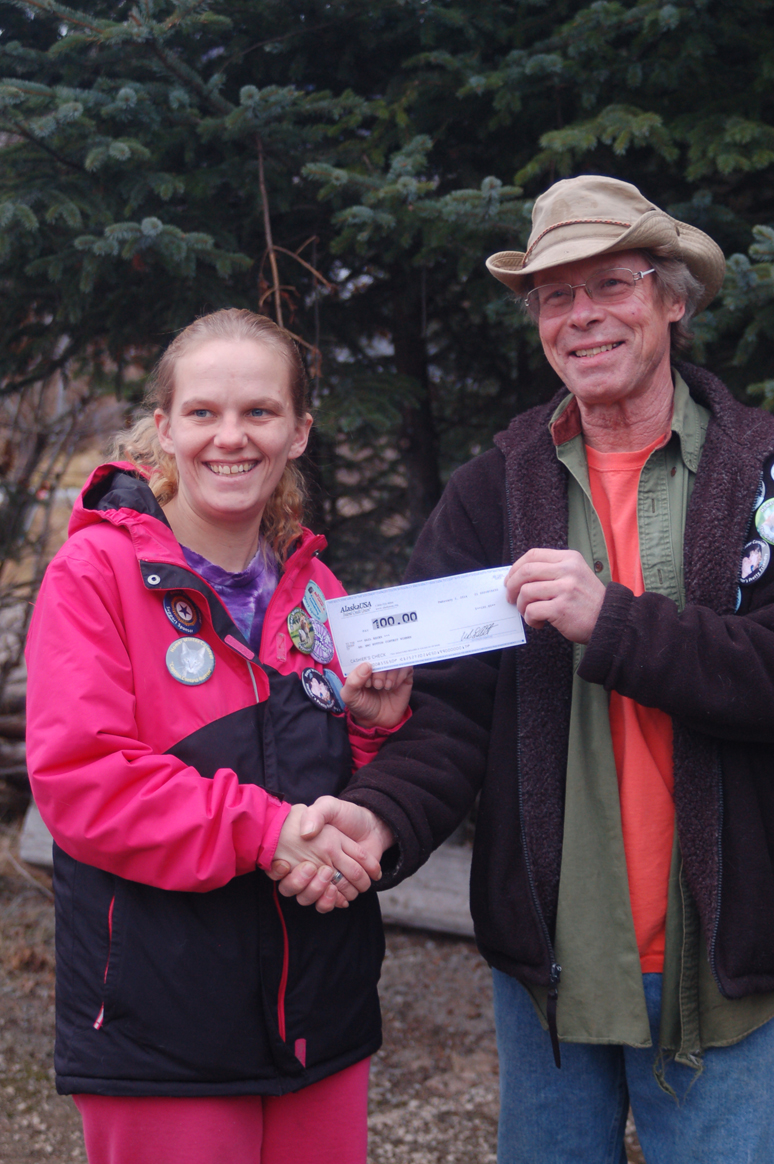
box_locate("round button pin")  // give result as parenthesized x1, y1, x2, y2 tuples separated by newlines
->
(165, 637, 215, 685)
(303, 580, 328, 624)
(755, 475, 767, 510)
(288, 607, 315, 654)
(756, 498, 774, 545)
(311, 619, 334, 664)
(740, 538, 770, 585)
(163, 592, 202, 636)
(301, 667, 337, 712)
(323, 668, 346, 713)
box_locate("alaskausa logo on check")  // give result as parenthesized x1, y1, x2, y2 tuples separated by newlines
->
(341, 599, 372, 613)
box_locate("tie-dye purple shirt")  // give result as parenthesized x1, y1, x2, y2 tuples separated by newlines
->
(182, 542, 279, 655)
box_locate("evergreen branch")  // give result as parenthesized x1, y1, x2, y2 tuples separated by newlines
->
(528, 0, 664, 56)
(0, 115, 82, 171)
(221, 1, 410, 70)
(6, 0, 109, 35)
(139, 21, 233, 116)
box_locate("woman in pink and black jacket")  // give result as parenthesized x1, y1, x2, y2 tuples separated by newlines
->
(25, 309, 408, 1164)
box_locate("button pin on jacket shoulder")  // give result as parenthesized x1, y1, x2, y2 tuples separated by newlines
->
(163, 592, 202, 636)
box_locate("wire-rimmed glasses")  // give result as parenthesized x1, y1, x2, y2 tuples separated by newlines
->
(524, 268, 656, 321)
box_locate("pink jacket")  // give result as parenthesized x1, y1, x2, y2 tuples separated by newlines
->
(26, 462, 393, 894)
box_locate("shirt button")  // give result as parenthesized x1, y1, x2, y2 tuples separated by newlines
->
(594, 561, 604, 573)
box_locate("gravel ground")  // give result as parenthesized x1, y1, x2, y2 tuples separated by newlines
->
(0, 820, 645, 1162)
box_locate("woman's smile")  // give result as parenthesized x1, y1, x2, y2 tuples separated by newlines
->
(205, 459, 259, 475)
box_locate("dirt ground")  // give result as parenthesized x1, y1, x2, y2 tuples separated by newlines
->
(0, 820, 645, 1163)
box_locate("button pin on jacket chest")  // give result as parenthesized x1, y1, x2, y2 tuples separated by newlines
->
(163, 592, 203, 636)
(288, 606, 315, 654)
(756, 498, 774, 545)
(166, 637, 215, 685)
(755, 475, 766, 510)
(301, 667, 337, 711)
(323, 668, 346, 712)
(740, 538, 770, 587)
(303, 580, 328, 623)
(311, 619, 334, 663)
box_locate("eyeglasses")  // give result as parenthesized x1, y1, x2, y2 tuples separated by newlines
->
(524, 268, 656, 321)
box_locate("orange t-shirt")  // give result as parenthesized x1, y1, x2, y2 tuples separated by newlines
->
(586, 435, 674, 973)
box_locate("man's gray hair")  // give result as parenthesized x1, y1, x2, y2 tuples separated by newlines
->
(645, 251, 705, 352)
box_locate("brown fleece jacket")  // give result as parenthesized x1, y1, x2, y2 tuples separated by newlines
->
(344, 363, 774, 999)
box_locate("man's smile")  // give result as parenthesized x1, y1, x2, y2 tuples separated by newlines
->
(570, 342, 624, 358)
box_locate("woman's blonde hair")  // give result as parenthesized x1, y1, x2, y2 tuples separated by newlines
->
(111, 309, 311, 564)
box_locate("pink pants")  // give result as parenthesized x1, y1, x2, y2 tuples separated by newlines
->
(74, 1058, 370, 1164)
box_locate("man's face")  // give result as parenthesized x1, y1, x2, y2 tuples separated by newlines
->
(534, 250, 686, 410)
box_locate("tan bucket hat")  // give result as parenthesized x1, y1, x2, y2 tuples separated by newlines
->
(486, 175, 725, 312)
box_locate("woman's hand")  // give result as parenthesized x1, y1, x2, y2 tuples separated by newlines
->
(342, 662, 413, 729)
(270, 798, 395, 912)
(270, 802, 384, 912)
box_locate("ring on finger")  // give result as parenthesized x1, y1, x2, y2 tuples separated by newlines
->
(331, 869, 346, 886)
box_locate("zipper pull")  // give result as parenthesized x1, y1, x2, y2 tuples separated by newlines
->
(547, 962, 562, 1069)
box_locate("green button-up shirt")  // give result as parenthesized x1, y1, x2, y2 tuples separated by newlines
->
(526, 372, 774, 1067)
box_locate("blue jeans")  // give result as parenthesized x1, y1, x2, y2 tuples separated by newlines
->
(492, 969, 774, 1164)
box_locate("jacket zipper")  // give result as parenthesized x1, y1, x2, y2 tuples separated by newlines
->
(272, 884, 290, 1042)
(706, 471, 762, 985)
(707, 751, 725, 992)
(93, 893, 115, 1030)
(508, 513, 563, 1067)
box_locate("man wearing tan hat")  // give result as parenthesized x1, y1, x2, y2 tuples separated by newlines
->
(281, 176, 774, 1162)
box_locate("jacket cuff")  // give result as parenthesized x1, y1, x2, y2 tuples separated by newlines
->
(347, 707, 412, 771)
(577, 582, 635, 687)
(339, 786, 421, 889)
(255, 797, 293, 871)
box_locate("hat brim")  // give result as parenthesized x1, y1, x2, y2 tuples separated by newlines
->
(486, 209, 725, 312)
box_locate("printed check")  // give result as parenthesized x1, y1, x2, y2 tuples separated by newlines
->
(326, 566, 526, 675)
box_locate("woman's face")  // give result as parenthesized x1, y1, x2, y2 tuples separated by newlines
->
(155, 337, 312, 532)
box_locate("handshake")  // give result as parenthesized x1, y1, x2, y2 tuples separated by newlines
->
(269, 797, 395, 913)
(266, 659, 411, 911)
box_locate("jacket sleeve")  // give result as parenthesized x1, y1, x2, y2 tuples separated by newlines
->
(347, 708, 412, 771)
(578, 580, 774, 741)
(340, 454, 507, 886)
(25, 550, 291, 893)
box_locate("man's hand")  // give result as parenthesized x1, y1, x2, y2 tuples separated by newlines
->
(505, 548, 606, 644)
(342, 662, 413, 729)
(270, 798, 395, 913)
(270, 802, 385, 913)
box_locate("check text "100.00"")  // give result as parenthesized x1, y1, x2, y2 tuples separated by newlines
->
(371, 612, 418, 630)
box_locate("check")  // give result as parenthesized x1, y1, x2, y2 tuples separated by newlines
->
(326, 566, 526, 675)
